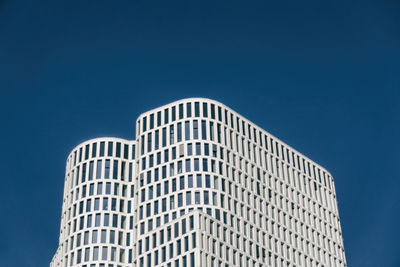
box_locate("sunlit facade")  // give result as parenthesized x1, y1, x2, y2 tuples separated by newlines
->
(51, 98, 346, 267)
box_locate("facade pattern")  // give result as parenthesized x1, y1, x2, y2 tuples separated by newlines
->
(51, 98, 346, 267)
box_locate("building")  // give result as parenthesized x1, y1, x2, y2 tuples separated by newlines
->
(50, 98, 347, 267)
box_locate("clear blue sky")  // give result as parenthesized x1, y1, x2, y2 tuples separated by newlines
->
(0, 0, 399, 266)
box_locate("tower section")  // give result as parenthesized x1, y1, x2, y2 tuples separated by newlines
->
(50, 138, 136, 267)
(133, 98, 346, 267)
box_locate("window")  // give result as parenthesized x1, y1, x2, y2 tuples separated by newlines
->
(92, 143, 97, 158)
(193, 121, 198, 139)
(177, 123, 182, 142)
(187, 103, 192, 117)
(201, 120, 207, 140)
(197, 175, 202, 187)
(195, 102, 200, 117)
(96, 160, 102, 179)
(203, 103, 208, 117)
(157, 111, 162, 127)
(195, 192, 200, 204)
(170, 125, 174, 145)
(172, 106, 176, 121)
(179, 104, 184, 119)
(185, 121, 190, 140)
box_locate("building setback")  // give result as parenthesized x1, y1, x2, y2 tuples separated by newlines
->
(50, 98, 347, 267)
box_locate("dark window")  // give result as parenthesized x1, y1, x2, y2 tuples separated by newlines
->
(177, 123, 182, 142)
(124, 144, 129, 159)
(162, 127, 167, 147)
(142, 116, 147, 132)
(92, 143, 97, 158)
(100, 142, 105, 157)
(164, 108, 169, 124)
(85, 144, 89, 160)
(211, 104, 215, 119)
(172, 106, 176, 122)
(187, 103, 192, 117)
(179, 104, 184, 119)
(201, 120, 207, 140)
(116, 143, 121, 157)
(185, 121, 190, 140)
(150, 114, 154, 129)
(195, 102, 200, 117)
(193, 120, 198, 139)
(155, 130, 159, 150)
(113, 160, 118, 179)
(108, 142, 113, 156)
(96, 160, 102, 179)
(203, 103, 208, 117)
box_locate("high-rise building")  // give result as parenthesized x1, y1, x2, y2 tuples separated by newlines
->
(50, 98, 346, 267)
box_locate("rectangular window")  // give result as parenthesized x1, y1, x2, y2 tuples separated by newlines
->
(89, 161, 94, 180)
(193, 120, 198, 139)
(188, 143, 192, 156)
(148, 133, 152, 152)
(186, 191, 191, 205)
(170, 125, 174, 145)
(113, 160, 118, 179)
(177, 123, 182, 142)
(96, 160, 102, 179)
(157, 111, 162, 127)
(104, 213, 109, 226)
(205, 175, 211, 188)
(195, 102, 200, 117)
(150, 114, 154, 129)
(116, 143, 121, 157)
(93, 246, 99, 261)
(210, 122, 214, 141)
(188, 175, 193, 188)
(201, 120, 207, 140)
(203, 103, 208, 117)
(142, 117, 147, 132)
(187, 103, 192, 117)
(191, 252, 195, 266)
(92, 143, 97, 158)
(102, 246, 107, 260)
(172, 106, 176, 121)
(185, 121, 190, 140)
(155, 130, 159, 150)
(204, 191, 209, 204)
(100, 142, 105, 157)
(164, 108, 169, 124)
(124, 144, 129, 159)
(108, 142, 113, 157)
(105, 160, 110, 179)
(185, 159, 191, 172)
(197, 174, 202, 187)
(82, 163, 87, 182)
(79, 147, 82, 163)
(179, 104, 184, 119)
(203, 159, 208, 172)
(162, 127, 167, 147)
(178, 193, 183, 207)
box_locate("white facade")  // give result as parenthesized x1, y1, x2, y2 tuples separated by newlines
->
(51, 98, 346, 267)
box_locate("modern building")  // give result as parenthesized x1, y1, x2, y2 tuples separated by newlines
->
(50, 98, 346, 267)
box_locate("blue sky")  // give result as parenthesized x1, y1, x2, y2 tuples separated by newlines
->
(0, 0, 399, 266)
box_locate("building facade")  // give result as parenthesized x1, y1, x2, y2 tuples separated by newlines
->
(50, 98, 346, 267)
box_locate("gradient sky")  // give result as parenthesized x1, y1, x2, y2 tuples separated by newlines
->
(0, 0, 399, 266)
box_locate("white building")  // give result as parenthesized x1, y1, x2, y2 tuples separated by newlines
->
(50, 98, 347, 267)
